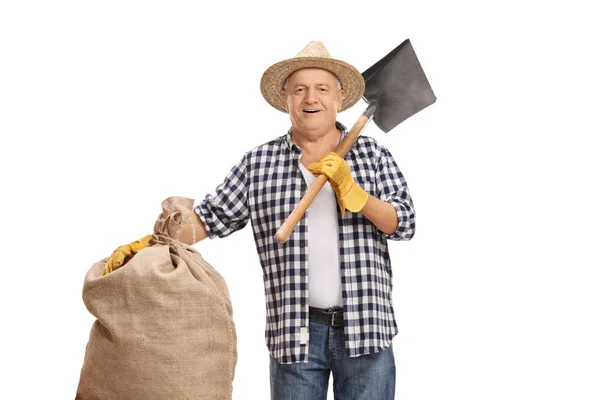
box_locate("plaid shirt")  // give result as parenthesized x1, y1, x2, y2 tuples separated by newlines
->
(195, 122, 415, 364)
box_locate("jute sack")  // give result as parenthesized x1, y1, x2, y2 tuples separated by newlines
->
(76, 197, 237, 400)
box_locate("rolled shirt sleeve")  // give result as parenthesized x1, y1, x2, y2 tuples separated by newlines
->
(194, 155, 250, 239)
(376, 147, 416, 241)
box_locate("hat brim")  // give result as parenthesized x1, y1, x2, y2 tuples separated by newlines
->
(260, 57, 365, 113)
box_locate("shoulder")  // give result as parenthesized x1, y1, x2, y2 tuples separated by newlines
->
(243, 134, 287, 160)
(232, 134, 289, 175)
(353, 135, 393, 159)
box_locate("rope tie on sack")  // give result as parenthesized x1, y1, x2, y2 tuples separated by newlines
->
(151, 220, 196, 248)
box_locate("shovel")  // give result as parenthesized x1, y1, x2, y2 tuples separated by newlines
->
(274, 39, 436, 244)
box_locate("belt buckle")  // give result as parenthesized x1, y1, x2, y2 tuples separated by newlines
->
(330, 310, 342, 327)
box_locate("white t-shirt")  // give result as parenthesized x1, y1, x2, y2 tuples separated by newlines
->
(298, 161, 343, 309)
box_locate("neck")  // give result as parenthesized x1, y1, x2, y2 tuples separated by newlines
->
(291, 124, 342, 167)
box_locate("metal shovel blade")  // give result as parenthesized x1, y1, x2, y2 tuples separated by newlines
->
(362, 39, 437, 133)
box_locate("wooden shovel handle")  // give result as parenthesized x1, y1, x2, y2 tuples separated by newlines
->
(274, 115, 371, 244)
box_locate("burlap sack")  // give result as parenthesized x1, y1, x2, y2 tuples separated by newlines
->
(76, 197, 237, 400)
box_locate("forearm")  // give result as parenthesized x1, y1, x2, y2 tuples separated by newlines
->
(178, 211, 209, 245)
(360, 195, 398, 235)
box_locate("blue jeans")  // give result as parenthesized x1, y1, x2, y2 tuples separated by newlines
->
(269, 321, 396, 400)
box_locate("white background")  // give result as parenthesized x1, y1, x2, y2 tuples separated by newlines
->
(1, 1, 599, 399)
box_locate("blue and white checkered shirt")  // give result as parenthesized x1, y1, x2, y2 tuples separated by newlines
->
(195, 122, 415, 364)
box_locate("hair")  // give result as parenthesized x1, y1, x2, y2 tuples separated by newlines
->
(283, 72, 342, 91)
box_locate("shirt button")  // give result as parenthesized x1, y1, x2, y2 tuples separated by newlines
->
(300, 271, 306, 277)
(301, 186, 306, 192)
(300, 242, 305, 248)
(301, 302, 306, 307)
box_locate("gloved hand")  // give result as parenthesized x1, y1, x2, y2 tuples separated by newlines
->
(102, 234, 153, 276)
(308, 152, 369, 215)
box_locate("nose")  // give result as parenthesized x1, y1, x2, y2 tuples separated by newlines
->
(304, 87, 318, 104)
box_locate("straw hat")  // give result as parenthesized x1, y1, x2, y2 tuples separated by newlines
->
(260, 41, 365, 113)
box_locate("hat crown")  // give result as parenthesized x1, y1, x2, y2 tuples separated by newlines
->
(295, 41, 332, 59)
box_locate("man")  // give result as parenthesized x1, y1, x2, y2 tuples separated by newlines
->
(108, 41, 415, 399)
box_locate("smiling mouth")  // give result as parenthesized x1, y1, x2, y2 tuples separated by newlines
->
(303, 109, 321, 114)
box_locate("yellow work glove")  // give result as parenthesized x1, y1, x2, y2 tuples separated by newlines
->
(102, 234, 153, 276)
(308, 152, 369, 216)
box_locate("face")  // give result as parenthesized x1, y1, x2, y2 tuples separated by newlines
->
(282, 68, 345, 137)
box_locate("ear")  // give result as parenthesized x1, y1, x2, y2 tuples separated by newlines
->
(281, 91, 289, 112)
(337, 89, 345, 112)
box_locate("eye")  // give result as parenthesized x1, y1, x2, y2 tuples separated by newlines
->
(295, 87, 304, 93)
(319, 87, 328, 93)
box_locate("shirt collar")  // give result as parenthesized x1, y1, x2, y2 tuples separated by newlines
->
(282, 121, 349, 152)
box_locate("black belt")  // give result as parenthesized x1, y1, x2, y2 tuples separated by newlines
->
(309, 306, 344, 327)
